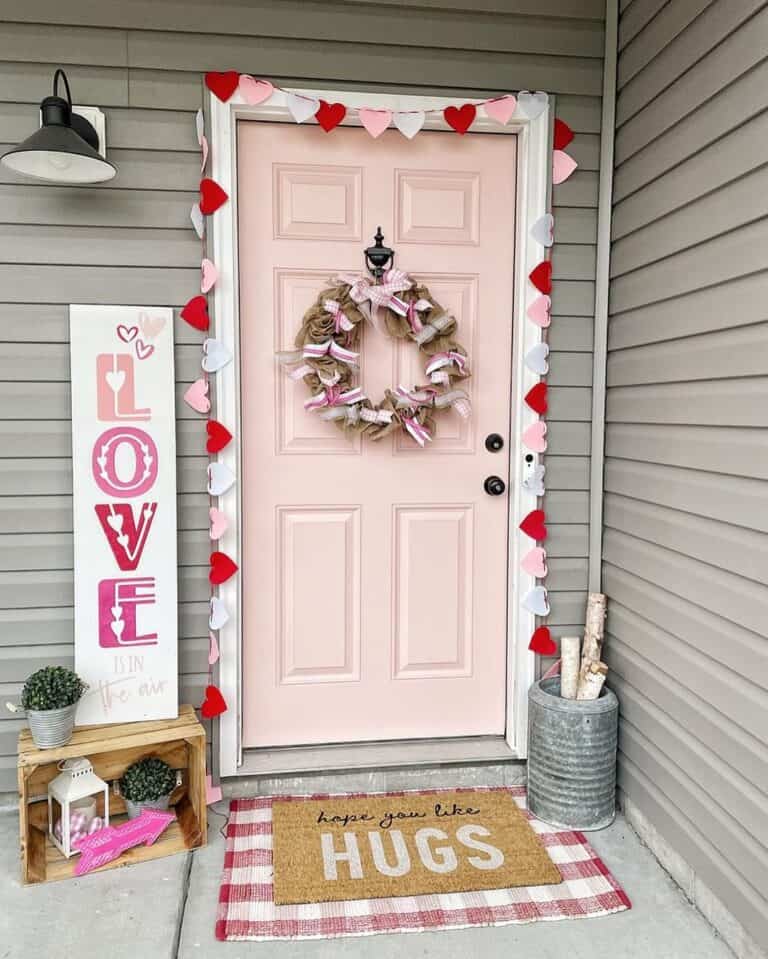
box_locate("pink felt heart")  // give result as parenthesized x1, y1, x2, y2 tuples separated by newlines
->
(208, 633, 220, 666)
(521, 547, 548, 578)
(522, 420, 547, 453)
(117, 324, 138, 343)
(135, 338, 154, 361)
(184, 378, 210, 413)
(483, 95, 516, 125)
(359, 108, 392, 138)
(553, 150, 578, 185)
(201, 258, 218, 294)
(238, 75, 274, 105)
(527, 295, 551, 328)
(209, 507, 229, 540)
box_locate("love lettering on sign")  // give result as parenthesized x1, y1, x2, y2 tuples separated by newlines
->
(73, 809, 175, 876)
(70, 306, 179, 724)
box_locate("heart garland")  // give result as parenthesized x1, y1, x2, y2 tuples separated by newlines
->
(189, 110, 238, 759)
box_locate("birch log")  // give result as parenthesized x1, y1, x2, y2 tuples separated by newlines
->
(577, 592, 608, 699)
(576, 661, 608, 700)
(560, 636, 581, 699)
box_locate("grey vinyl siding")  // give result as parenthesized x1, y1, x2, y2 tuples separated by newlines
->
(605, 0, 768, 946)
(0, 0, 605, 790)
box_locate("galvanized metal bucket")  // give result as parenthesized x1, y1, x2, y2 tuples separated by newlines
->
(125, 794, 172, 820)
(527, 677, 618, 831)
(26, 703, 78, 749)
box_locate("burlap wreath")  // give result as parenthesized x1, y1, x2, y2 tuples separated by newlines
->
(277, 270, 472, 446)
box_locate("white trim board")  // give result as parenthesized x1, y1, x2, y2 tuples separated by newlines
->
(209, 86, 551, 777)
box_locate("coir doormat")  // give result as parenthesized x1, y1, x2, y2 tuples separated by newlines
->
(216, 787, 631, 941)
(271, 788, 561, 904)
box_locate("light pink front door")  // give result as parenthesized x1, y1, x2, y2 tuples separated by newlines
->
(238, 120, 517, 748)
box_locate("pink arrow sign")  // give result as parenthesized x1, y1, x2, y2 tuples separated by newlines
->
(73, 809, 175, 876)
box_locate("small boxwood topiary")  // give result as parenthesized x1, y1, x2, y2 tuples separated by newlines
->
(21, 666, 86, 711)
(120, 756, 177, 803)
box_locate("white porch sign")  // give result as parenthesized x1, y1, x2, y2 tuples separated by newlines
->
(70, 305, 178, 724)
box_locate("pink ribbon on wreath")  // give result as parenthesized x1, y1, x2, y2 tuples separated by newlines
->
(393, 384, 438, 407)
(403, 416, 433, 447)
(425, 351, 468, 384)
(304, 385, 365, 412)
(336, 269, 412, 315)
(406, 298, 432, 334)
(303, 340, 359, 366)
(323, 299, 354, 334)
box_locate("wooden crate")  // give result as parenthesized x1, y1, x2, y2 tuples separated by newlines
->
(17, 705, 207, 884)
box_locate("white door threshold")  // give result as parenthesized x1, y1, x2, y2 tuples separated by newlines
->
(237, 735, 520, 778)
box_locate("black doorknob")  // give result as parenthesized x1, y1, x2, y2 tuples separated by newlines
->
(485, 433, 504, 452)
(484, 475, 506, 496)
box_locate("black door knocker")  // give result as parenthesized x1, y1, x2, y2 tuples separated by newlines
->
(364, 227, 394, 280)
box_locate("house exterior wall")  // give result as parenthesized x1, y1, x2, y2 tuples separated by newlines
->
(0, 0, 605, 791)
(605, 0, 768, 947)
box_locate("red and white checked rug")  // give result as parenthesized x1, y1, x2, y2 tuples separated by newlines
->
(216, 786, 631, 941)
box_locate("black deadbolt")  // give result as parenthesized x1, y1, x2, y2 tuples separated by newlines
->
(484, 475, 506, 496)
(485, 433, 504, 452)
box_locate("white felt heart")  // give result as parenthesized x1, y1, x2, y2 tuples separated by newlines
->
(184, 378, 210, 413)
(190, 202, 204, 239)
(483, 95, 517, 125)
(359, 108, 392, 138)
(531, 213, 554, 247)
(287, 92, 320, 124)
(208, 633, 220, 666)
(517, 91, 549, 120)
(201, 258, 218, 294)
(522, 420, 548, 453)
(553, 150, 578, 185)
(522, 462, 546, 497)
(105, 370, 125, 394)
(393, 111, 425, 139)
(239, 75, 274, 105)
(195, 108, 204, 145)
(521, 547, 548, 578)
(526, 295, 551, 328)
(525, 342, 550, 375)
(208, 461, 236, 496)
(209, 596, 230, 631)
(200, 133, 209, 173)
(202, 338, 232, 373)
(523, 585, 550, 616)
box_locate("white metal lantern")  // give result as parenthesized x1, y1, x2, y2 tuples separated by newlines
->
(48, 757, 110, 858)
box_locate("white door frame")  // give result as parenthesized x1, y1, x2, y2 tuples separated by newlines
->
(209, 86, 551, 777)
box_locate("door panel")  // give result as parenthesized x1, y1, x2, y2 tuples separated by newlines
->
(238, 121, 517, 747)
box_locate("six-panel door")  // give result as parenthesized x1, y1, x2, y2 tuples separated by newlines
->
(238, 121, 517, 747)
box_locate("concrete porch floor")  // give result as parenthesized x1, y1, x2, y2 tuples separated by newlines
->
(1, 766, 736, 959)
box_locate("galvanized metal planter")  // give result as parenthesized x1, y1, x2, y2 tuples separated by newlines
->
(26, 703, 78, 749)
(527, 677, 618, 831)
(125, 794, 172, 820)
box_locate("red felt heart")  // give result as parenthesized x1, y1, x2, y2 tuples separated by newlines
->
(444, 103, 476, 135)
(553, 118, 574, 151)
(524, 382, 548, 415)
(529, 261, 552, 294)
(316, 100, 346, 132)
(528, 626, 556, 656)
(200, 178, 228, 215)
(210, 551, 238, 585)
(519, 509, 547, 541)
(200, 684, 228, 719)
(205, 71, 240, 102)
(206, 420, 233, 454)
(181, 295, 210, 332)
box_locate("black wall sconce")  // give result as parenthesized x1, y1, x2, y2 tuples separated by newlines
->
(1, 68, 117, 184)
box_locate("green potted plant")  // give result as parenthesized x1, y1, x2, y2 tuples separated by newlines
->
(22, 666, 87, 749)
(120, 756, 178, 819)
